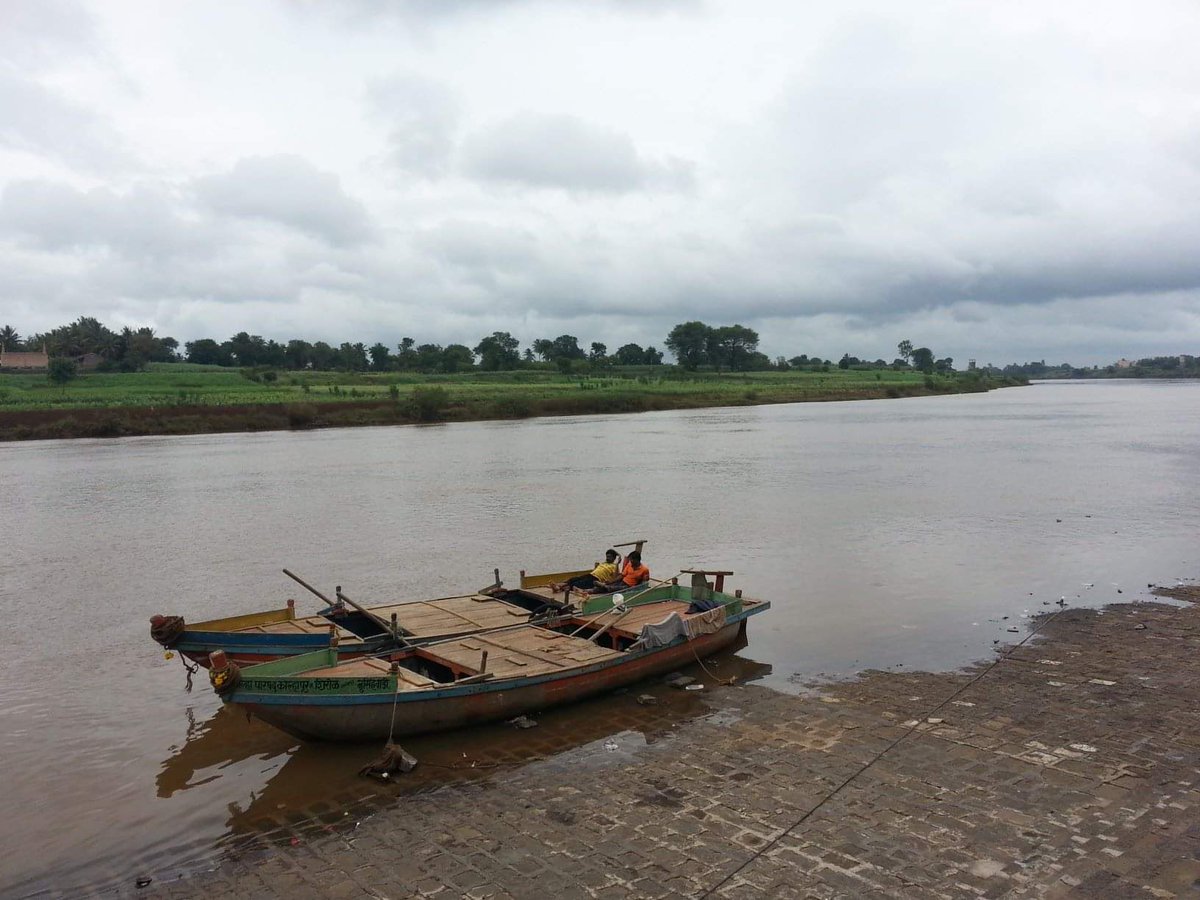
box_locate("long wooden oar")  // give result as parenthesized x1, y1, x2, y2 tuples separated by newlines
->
(283, 568, 409, 645)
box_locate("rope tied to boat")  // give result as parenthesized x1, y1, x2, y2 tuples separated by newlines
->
(178, 652, 199, 693)
(149, 615, 185, 648)
(359, 662, 420, 782)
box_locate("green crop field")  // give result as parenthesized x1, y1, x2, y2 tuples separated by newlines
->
(0, 363, 1023, 441)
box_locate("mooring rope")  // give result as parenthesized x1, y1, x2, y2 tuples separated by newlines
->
(697, 607, 1068, 899)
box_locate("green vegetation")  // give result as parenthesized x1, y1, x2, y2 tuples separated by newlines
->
(0, 365, 1023, 441)
(997, 356, 1200, 379)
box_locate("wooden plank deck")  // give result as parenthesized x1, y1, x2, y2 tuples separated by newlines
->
(369, 595, 530, 637)
(247, 615, 359, 640)
(572, 600, 693, 640)
(421, 628, 622, 679)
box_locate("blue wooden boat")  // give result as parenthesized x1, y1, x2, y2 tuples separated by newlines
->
(151, 593, 539, 668)
(211, 575, 769, 742)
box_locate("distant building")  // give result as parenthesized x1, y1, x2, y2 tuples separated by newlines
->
(1115, 358, 1133, 369)
(75, 352, 104, 370)
(0, 348, 49, 370)
(968, 359, 977, 371)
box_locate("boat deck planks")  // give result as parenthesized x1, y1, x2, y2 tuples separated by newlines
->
(422, 627, 621, 679)
(368, 596, 529, 637)
(578, 600, 693, 639)
(249, 616, 358, 638)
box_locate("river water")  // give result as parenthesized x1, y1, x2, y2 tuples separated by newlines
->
(1, 380, 1198, 894)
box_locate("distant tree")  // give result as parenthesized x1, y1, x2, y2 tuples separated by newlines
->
(396, 337, 417, 370)
(891, 358, 909, 370)
(532, 338, 554, 362)
(474, 332, 520, 371)
(441, 344, 475, 373)
(284, 339, 313, 369)
(774, 356, 790, 370)
(339, 342, 370, 371)
(934, 357, 955, 374)
(223, 332, 268, 366)
(522, 348, 535, 364)
(665, 321, 711, 370)
(185, 338, 227, 366)
(310, 341, 336, 370)
(708, 324, 760, 372)
(898, 340, 913, 363)
(838, 354, 852, 370)
(369, 342, 392, 371)
(589, 342, 607, 362)
(47, 357, 77, 387)
(911, 347, 935, 374)
(614, 343, 646, 365)
(0, 325, 20, 351)
(414, 343, 444, 373)
(644, 346, 663, 365)
(549, 335, 585, 361)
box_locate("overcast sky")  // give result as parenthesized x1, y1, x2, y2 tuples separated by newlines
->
(2, 0, 1198, 366)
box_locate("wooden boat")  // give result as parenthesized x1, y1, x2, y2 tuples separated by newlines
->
(211, 573, 769, 742)
(151, 542, 652, 668)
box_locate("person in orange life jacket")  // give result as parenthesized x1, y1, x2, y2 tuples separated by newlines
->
(617, 550, 650, 588)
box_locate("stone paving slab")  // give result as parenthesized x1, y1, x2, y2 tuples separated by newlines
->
(95, 599, 1200, 897)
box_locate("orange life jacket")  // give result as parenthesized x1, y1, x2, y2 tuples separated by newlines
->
(622, 561, 649, 586)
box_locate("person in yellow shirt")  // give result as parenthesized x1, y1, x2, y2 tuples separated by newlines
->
(555, 549, 621, 593)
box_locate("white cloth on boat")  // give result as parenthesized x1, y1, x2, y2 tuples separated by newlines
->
(684, 605, 727, 638)
(634, 612, 688, 649)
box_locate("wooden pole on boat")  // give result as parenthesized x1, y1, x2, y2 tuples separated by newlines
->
(336, 586, 414, 644)
(283, 568, 334, 604)
(588, 606, 635, 645)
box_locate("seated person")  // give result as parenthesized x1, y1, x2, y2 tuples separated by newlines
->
(593, 550, 650, 594)
(554, 549, 621, 593)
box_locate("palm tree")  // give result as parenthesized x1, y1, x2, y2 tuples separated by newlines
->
(0, 325, 20, 351)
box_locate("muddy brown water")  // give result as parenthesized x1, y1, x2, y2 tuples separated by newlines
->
(2, 380, 1198, 895)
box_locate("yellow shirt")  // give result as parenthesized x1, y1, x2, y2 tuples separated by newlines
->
(591, 562, 618, 582)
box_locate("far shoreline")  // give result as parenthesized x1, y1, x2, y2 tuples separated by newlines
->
(0, 376, 1024, 442)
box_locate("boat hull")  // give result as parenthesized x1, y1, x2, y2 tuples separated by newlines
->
(236, 620, 748, 742)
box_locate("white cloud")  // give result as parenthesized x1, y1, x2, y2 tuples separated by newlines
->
(461, 112, 695, 194)
(193, 156, 376, 247)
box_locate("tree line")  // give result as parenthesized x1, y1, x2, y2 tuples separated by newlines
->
(1, 317, 953, 376)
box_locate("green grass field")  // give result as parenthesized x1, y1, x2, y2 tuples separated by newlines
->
(0, 364, 1023, 441)
(0, 364, 969, 411)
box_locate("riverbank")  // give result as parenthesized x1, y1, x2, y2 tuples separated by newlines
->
(0, 368, 1023, 441)
(91, 587, 1196, 899)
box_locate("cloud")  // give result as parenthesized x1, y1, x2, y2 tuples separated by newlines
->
(1, 0, 98, 69)
(366, 73, 461, 177)
(0, 179, 208, 259)
(461, 112, 695, 193)
(0, 71, 131, 173)
(193, 155, 376, 247)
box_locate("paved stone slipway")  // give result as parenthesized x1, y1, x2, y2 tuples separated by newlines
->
(142, 596, 1200, 900)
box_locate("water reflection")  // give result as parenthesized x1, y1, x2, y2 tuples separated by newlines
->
(155, 646, 771, 840)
